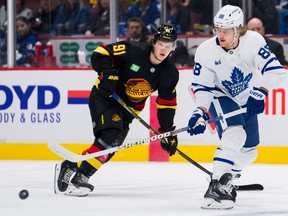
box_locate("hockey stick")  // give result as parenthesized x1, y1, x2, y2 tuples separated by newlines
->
(48, 95, 247, 162)
(48, 94, 262, 191)
(111, 94, 263, 191)
(111, 93, 247, 134)
(176, 154, 263, 191)
(111, 93, 205, 164)
(111, 92, 246, 152)
(48, 126, 189, 162)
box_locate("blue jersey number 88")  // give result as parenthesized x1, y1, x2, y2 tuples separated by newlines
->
(258, 45, 271, 59)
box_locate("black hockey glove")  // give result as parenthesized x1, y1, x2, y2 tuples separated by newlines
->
(98, 69, 119, 97)
(159, 126, 178, 156)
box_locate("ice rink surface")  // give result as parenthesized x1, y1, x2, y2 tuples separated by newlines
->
(1, 160, 288, 216)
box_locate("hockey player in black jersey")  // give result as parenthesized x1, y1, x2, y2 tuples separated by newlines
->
(54, 24, 180, 196)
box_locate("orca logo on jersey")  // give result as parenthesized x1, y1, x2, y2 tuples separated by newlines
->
(125, 78, 154, 102)
(221, 67, 253, 97)
(112, 114, 121, 122)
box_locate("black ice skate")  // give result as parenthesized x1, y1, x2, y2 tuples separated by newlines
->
(201, 173, 236, 210)
(65, 172, 94, 197)
(54, 160, 77, 194)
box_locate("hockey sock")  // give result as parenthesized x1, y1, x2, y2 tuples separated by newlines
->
(213, 126, 246, 179)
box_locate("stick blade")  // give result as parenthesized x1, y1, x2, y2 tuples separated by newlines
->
(236, 184, 264, 191)
(48, 142, 80, 162)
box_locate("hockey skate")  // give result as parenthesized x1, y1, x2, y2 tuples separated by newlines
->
(54, 160, 77, 194)
(201, 173, 236, 210)
(64, 172, 94, 197)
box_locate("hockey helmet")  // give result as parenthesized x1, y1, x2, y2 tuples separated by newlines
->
(154, 24, 177, 42)
(214, 5, 243, 29)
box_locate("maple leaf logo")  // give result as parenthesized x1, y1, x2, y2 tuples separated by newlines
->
(221, 67, 252, 97)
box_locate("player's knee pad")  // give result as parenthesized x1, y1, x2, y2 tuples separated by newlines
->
(219, 126, 246, 153)
(92, 108, 124, 137)
(99, 128, 128, 148)
(80, 128, 127, 171)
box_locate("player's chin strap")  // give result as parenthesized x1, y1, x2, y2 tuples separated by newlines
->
(227, 27, 240, 48)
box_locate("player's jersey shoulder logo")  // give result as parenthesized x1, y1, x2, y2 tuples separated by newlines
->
(214, 60, 221, 65)
(221, 67, 252, 97)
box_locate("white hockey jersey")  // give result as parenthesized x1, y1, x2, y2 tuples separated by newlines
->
(192, 30, 288, 109)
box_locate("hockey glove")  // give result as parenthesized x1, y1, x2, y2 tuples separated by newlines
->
(246, 87, 268, 116)
(159, 126, 178, 156)
(98, 69, 119, 97)
(187, 108, 210, 136)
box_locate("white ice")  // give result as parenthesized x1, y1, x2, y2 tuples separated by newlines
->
(1, 161, 288, 216)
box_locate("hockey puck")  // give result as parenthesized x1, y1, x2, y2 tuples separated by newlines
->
(19, 189, 29, 199)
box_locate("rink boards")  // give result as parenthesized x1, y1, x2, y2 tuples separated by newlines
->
(0, 68, 287, 163)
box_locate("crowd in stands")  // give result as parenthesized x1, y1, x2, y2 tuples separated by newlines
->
(247, 16, 288, 65)
(0, 0, 288, 67)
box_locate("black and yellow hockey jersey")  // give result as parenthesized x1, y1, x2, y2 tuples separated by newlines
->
(91, 40, 179, 130)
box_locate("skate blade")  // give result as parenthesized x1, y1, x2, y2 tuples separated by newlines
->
(64, 185, 92, 197)
(54, 163, 61, 194)
(54, 163, 75, 194)
(201, 198, 234, 210)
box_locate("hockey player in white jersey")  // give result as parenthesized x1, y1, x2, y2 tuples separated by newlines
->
(187, 5, 288, 209)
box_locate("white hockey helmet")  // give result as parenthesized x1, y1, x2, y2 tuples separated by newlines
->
(214, 5, 244, 29)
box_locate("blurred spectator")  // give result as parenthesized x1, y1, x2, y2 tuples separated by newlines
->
(0, 16, 38, 67)
(126, 0, 161, 34)
(0, 29, 5, 66)
(247, 17, 288, 65)
(166, 0, 191, 34)
(252, 0, 279, 34)
(222, 0, 242, 7)
(31, 0, 56, 34)
(126, 16, 149, 42)
(118, 0, 133, 22)
(54, 0, 66, 15)
(0, 0, 33, 31)
(0, 1, 7, 31)
(187, 0, 213, 34)
(85, 0, 109, 36)
(275, 0, 288, 34)
(87, 0, 97, 15)
(51, 0, 90, 36)
(16, 0, 33, 20)
(170, 40, 191, 67)
(16, 16, 38, 66)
